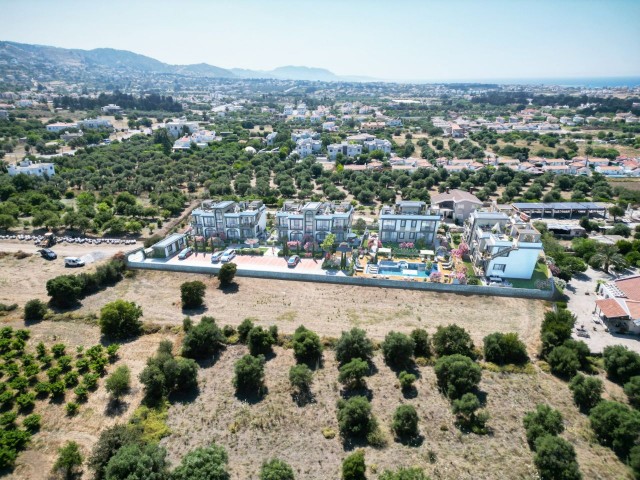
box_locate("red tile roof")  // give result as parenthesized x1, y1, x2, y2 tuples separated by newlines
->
(596, 298, 628, 318)
(614, 276, 640, 301)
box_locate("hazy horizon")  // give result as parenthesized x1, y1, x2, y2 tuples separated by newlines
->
(3, 0, 640, 82)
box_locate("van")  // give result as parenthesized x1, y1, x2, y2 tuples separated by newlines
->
(64, 257, 85, 267)
(220, 249, 236, 263)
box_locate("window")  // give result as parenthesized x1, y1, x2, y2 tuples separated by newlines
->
(409, 232, 415, 239)
(203, 217, 214, 226)
(411, 220, 417, 228)
(400, 220, 406, 228)
(399, 232, 405, 239)
(493, 264, 506, 272)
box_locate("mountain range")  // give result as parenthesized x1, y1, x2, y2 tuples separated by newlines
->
(0, 41, 378, 83)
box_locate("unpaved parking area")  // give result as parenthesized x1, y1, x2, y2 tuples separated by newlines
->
(565, 267, 640, 353)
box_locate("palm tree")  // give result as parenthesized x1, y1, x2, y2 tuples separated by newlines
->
(591, 244, 626, 273)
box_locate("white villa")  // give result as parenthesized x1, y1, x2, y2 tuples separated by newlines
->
(595, 275, 640, 335)
(363, 138, 392, 154)
(8, 160, 55, 177)
(191, 200, 267, 241)
(294, 138, 322, 158)
(165, 119, 200, 137)
(276, 201, 354, 243)
(327, 143, 363, 160)
(266, 132, 278, 145)
(464, 210, 543, 280)
(78, 118, 113, 129)
(46, 122, 78, 132)
(378, 201, 440, 244)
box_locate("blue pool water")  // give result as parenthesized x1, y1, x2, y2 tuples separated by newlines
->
(377, 260, 439, 277)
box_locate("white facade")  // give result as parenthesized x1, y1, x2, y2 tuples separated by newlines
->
(46, 122, 78, 132)
(378, 202, 440, 244)
(465, 211, 543, 280)
(165, 119, 199, 137)
(294, 138, 321, 158)
(101, 104, 122, 113)
(276, 201, 354, 243)
(266, 132, 278, 145)
(79, 118, 113, 129)
(8, 160, 55, 177)
(191, 200, 267, 241)
(327, 143, 363, 160)
(364, 138, 392, 154)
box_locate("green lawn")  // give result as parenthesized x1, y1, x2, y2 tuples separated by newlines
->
(507, 262, 550, 289)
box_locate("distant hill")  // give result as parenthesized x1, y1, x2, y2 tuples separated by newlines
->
(0, 40, 379, 84)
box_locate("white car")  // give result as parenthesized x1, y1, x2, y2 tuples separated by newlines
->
(210, 251, 224, 264)
(64, 257, 85, 267)
(220, 249, 236, 263)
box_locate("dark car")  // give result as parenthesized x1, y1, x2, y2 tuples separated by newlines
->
(39, 248, 57, 260)
(287, 255, 301, 268)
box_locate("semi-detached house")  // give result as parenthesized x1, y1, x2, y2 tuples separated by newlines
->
(276, 201, 353, 243)
(191, 200, 267, 241)
(378, 201, 440, 244)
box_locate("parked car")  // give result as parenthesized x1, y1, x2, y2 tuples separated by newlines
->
(220, 249, 236, 263)
(178, 247, 193, 260)
(39, 248, 57, 260)
(64, 257, 85, 267)
(210, 251, 224, 264)
(287, 255, 301, 268)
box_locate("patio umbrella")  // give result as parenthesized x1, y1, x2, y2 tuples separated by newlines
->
(336, 242, 353, 254)
(245, 238, 259, 248)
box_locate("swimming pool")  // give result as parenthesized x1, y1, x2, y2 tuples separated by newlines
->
(376, 260, 439, 277)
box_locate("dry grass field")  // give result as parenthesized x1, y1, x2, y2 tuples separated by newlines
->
(0, 249, 633, 479)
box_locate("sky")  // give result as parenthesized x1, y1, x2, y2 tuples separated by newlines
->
(2, 0, 640, 81)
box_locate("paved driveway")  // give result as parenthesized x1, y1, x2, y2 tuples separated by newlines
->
(166, 252, 329, 275)
(565, 267, 640, 353)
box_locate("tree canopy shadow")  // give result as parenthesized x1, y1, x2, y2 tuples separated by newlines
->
(105, 397, 130, 417)
(340, 385, 373, 401)
(181, 305, 208, 315)
(169, 385, 201, 405)
(235, 386, 268, 405)
(395, 433, 424, 447)
(219, 282, 239, 294)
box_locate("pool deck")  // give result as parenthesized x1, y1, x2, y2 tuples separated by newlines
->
(355, 255, 458, 283)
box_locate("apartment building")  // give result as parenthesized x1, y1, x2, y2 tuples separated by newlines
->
(165, 119, 200, 137)
(378, 201, 440, 244)
(276, 201, 353, 243)
(191, 200, 267, 241)
(363, 138, 392, 154)
(46, 122, 78, 132)
(78, 118, 113, 129)
(464, 211, 543, 280)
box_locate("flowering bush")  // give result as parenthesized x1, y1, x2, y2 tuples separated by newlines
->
(454, 272, 467, 284)
(458, 242, 469, 256)
(304, 252, 312, 258)
(399, 242, 414, 249)
(429, 271, 442, 283)
(548, 263, 560, 276)
(287, 241, 300, 249)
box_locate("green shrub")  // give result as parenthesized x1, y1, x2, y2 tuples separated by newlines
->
(99, 300, 143, 340)
(379, 467, 428, 479)
(523, 404, 564, 449)
(180, 281, 207, 309)
(338, 358, 369, 390)
(172, 443, 229, 480)
(569, 374, 603, 413)
(547, 346, 580, 378)
(398, 371, 417, 391)
(381, 331, 415, 369)
(589, 400, 640, 458)
(335, 328, 374, 365)
(342, 450, 366, 480)
(181, 316, 225, 360)
(23, 299, 47, 322)
(106, 344, 120, 362)
(533, 435, 582, 480)
(603, 345, 640, 384)
(233, 354, 265, 394)
(16, 392, 35, 412)
(392, 404, 419, 440)
(88, 424, 143, 480)
(237, 318, 254, 344)
(52, 343, 66, 358)
(434, 354, 481, 399)
(433, 325, 475, 358)
(49, 381, 66, 398)
(52, 441, 83, 479)
(411, 328, 431, 358)
(66, 401, 79, 416)
(337, 396, 376, 439)
(289, 364, 313, 394)
(105, 366, 131, 400)
(452, 392, 489, 434)
(247, 326, 275, 356)
(74, 384, 89, 402)
(260, 458, 295, 480)
(217, 262, 237, 286)
(58, 355, 72, 371)
(292, 325, 322, 365)
(34, 382, 50, 397)
(483, 332, 528, 365)
(22, 414, 41, 432)
(103, 443, 167, 480)
(83, 373, 100, 390)
(64, 371, 79, 387)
